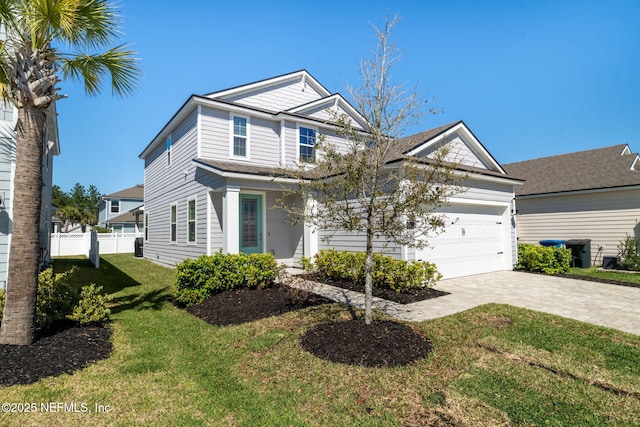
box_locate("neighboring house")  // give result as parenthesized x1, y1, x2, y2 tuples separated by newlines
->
(98, 184, 144, 233)
(0, 100, 59, 290)
(503, 144, 640, 264)
(139, 70, 523, 279)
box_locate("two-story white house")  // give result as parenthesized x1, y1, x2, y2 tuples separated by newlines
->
(139, 70, 523, 279)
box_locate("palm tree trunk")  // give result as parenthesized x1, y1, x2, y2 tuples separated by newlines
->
(0, 106, 46, 345)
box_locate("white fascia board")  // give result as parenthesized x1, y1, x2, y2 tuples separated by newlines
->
(407, 122, 506, 174)
(405, 161, 523, 186)
(289, 94, 369, 129)
(447, 196, 510, 207)
(209, 70, 331, 100)
(630, 155, 639, 171)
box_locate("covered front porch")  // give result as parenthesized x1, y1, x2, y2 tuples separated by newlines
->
(194, 159, 317, 266)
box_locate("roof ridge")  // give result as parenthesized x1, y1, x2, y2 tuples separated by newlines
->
(504, 144, 629, 166)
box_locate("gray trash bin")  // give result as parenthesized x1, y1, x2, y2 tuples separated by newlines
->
(564, 239, 591, 268)
(134, 237, 144, 258)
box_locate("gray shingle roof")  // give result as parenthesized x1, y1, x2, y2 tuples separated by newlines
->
(503, 144, 640, 196)
(105, 184, 144, 199)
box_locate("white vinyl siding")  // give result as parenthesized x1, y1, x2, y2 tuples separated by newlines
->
(415, 133, 489, 169)
(218, 78, 325, 112)
(516, 188, 640, 261)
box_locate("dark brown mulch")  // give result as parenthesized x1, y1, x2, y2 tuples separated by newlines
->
(301, 273, 449, 304)
(0, 326, 113, 387)
(185, 284, 333, 326)
(300, 319, 432, 367)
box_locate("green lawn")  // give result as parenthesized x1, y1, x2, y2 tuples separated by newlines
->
(568, 266, 640, 285)
(1, 254, 638, 426)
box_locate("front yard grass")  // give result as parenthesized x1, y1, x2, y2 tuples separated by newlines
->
(1, 254, 638, 426)
(568, 266, 640, 286)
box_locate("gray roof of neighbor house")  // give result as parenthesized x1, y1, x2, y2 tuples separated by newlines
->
(105, 208, 143, 224)
(503, 144, 640, 197)
(104, 184, 144, 199)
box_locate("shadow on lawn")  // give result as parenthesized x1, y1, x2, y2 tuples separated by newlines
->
(53, 256, 172, 315)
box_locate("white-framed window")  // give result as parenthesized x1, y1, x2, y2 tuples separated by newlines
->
(110, 200, 120, 214)
(230, 114, 249, 159)
(298, 126, 317, 163)
(144, 213, 149, 241)
(167, 134, 172, 166)
(170, 204, 177, 243)
(187, 198, 196, 243)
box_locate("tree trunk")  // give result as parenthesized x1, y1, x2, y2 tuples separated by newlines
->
(0, 106, 46, 345)
(364, 228, 374, 325)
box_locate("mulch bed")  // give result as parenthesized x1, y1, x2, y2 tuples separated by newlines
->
(300, 273, 450, 304)
(0, 326, 113, 387)
(185, 284, 332, 326)
(300, 319, 432, 367)
(557, 273, 640, 289)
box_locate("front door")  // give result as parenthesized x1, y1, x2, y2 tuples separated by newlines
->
(239, 194, 263, 254)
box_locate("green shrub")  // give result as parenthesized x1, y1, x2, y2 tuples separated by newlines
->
(93, 225, 113, 233)
(0, 287, 5, 323)
(68, 284, 112, 325)
(310, 249, 441, 292)
(174, 251, 278, 306)
(0, 268, 110, 330)
(517, 244, 572, 274)
(617, 235, 640, 271)
(37, 267, 80, 331)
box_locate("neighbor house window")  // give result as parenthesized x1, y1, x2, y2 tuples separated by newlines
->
(110, 200, 120, 213)
(231, 115, 249, 158)
(144, 213, 148, 241)
(187, 199, 196, 243)
(167, 134, 172, 166)
(299, 126, 316, 162)
(170, 204, 177, 243)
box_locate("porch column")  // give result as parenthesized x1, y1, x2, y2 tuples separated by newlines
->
(222, 185, 240, 254)
(303, 195, 318, 258)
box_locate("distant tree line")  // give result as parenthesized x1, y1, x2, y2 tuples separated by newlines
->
(53, 184, 102, 232)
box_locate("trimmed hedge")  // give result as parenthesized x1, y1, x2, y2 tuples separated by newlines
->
(307, 249, 441, 292)
(517, 244, 572, 274)
(174, 252, 278, 306)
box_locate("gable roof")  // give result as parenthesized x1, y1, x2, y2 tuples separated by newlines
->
(503, 144, 640, 196)
(397, 120, 508, 174)
(139, 70, 366, 159)
(104, 184, 144, 200)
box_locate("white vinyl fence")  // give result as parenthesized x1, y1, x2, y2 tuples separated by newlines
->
(51, 232, 142, 258)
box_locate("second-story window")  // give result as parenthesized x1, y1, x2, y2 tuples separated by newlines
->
(231, 115, 249, 158)
(110, 200, 120, 213)
(299, 127, 316, 162)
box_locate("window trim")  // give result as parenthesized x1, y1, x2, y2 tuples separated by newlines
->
(144, 213, 148, 241)
(169, 203, 177, 244)
(110, 200, 120, 214)
(167, 134, 172, 167)
(229, 113, 250, 160)
(187, 197, 197, 244)
(297, 124, 318, 163)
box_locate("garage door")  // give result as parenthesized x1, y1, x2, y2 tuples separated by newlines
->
(416, 204, 508, 279)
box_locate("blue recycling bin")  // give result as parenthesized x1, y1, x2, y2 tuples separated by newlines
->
(539, 240, 565, 248)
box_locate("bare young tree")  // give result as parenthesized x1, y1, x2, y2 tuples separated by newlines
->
(280, 15, 464, 325)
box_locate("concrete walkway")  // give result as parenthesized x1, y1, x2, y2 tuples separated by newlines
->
(289, 271, 640, 335)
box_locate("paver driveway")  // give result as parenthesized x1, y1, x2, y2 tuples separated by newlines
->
(299, 270, 640, 335)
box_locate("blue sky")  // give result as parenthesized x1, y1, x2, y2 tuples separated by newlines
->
(53, 0, 640, 195)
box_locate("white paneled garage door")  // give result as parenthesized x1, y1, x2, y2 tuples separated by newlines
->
(416, 204, 509, 279)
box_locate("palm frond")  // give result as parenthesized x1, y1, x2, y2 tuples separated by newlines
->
(60, 43, 140, 97)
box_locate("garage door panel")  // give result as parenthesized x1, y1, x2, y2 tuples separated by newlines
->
(416, 205, 509, 279)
